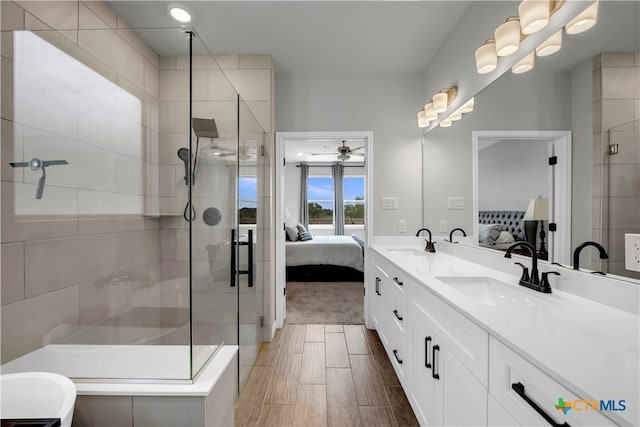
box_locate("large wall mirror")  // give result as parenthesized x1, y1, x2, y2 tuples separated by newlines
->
(422, 1, 639, 281)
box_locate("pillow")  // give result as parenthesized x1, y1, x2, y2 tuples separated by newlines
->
(296, 223, 309, 234)
(495, 230, 515, 245)
(299, 231, 313, 241)
(285, 224, 299, 241)
(478, 223, 503, 244)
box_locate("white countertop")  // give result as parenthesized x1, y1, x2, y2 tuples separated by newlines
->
(371, 240, 639, 426)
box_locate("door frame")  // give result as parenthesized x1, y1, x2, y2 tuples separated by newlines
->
(471, 130, 572, 265)
(274, 131, 374, 331)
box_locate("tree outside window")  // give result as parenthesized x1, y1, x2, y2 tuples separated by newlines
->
(344, 176, 365, 225)
(239, 176, 257, 224)
(307, 177, 334, 225)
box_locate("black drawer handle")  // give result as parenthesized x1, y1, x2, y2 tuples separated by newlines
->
(393, 349, 403, 364)
(393, 277, 403, 286)
(425, 336, 432, 369)
(511, 382, 570, 427)
(432, 345, 440, 380)
(393, 309, 403, 321)
(375, 277, 381, 296)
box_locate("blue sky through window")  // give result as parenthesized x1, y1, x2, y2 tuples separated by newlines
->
(344, 176, 364, 200)
(239, 177, 257, 208)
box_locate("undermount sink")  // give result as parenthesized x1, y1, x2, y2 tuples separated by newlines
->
(386, 248, 428, 256)
(0, 372, 77, 427)
(435, 276, 535, 307)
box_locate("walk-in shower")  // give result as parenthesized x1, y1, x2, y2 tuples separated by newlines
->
(1, 9, 266, 401)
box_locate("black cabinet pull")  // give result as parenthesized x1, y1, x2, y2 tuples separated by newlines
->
(375, 277, 381, 296)
(432, 345, 440, 380)
(230, 229, 236, 287)
(393, 309, 403, 321)
(393, 349, 403, 364)
(393, 277, 403, 286)
(425, 336, 432, 369)
(511, 382, 570, 427)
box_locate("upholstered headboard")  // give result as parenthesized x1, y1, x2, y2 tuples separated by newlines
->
(478, 210, 537, 246)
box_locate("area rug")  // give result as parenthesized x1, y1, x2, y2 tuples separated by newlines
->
(285, 281, 364, 324)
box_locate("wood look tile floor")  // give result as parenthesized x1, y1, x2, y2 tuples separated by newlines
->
(235, 325, 419, 427)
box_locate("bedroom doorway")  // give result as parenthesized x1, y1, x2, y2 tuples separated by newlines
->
(275, 132, 374, 330)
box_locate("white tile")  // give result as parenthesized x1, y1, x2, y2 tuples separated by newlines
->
(78, 189, 144, 215)
(78, 215, 146, 236)
(224, 69, 271, 101)
(79, 2, 109, 30)
(245, 101, 271, 132)
(609, 164, 637, 197)
(608, 197, 640, 229)
(117, 229, 160, 271)
(602, 67, 640, 99)
(116, 26, 160, 69)
(239, 54, 272, 70)
(159, 101, 189, 133)
(116, 155, 145, 195)
(602, 99, 635, 131)
(213, 55, 238, 70)
(159, 56, 176, 71)
(159, 70, 189, 102)
(81, 1, 117, 29)
(1, 242, 25, 305)
(609, 131, 640, 165)
(193, 70, 210, 102)
(25, 234, 118, 298)
(1, 1, 25, 31)
(16, 1, 78, 30)
(144, 60, 159, 98)
(1, 119, 24, 182)
(0, 285, 79, 363)
(592, 66, 601, 102)
(159, 165, 177, 197)
(601, 52, 636, 67)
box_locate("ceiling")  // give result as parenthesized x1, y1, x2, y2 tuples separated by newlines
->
(284, 138, 366, 163)
(106, 1, 471, 74)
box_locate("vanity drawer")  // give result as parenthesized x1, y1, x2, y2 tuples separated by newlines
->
(386, 324, 409, 387)
(412, 282, 488, 387)
(374, 254, 408, 299)
(389, 283, 408, 334)
(489, 337, 617, 427)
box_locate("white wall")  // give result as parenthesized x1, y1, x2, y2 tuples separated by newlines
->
(284, 163, 301, 225)
(276, 73, 424, 235)
(423, 69, 572, 236)
(478, 140, 549, 212)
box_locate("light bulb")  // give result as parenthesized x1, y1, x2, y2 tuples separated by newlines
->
(449, 110, 463, 122)
(495, 17, 521, 57)
(417, 111, 429, 128)
(512, 51, 535, 74)
(566, 1, 598, 35)
(440, 118, 453, 128)
(169, 7, 191, 23)
(519, 0, 550, 35)
(460, 98, 474, 114)
(433, 92, 448, 114)
(536, 30, 562, 56)
(475, 40, 497, 74)
(424, 103, 437, 121)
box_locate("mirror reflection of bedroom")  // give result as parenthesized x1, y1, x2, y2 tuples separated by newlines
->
(282, 137, 367, 325)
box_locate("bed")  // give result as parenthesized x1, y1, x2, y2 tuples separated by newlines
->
(286, 235, 365, 282)
(478, 210, 537, 250)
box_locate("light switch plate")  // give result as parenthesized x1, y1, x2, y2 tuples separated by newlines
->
(625, 233, 640, 272)
(398, 220, 407, 233)
(381, 197, 398, 210)
(448, 197, 464, 210)
(439, 219, 447, 233)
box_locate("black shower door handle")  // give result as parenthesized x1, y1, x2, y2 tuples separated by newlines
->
(230, 229, 236, 287)
(247, 229, 254, 287)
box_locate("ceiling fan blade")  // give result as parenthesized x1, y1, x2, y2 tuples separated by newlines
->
(323, 145, 339, 151)
(218, 152, 237, 157)
(350, 146, 364, 151)
(310, 152, 333, 156)
(350, 153, 365, 156)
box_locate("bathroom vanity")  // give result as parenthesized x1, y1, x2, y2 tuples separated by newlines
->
(368, 238, 639, 427)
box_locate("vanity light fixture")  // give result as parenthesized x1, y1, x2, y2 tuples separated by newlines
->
(519, 0, 550, 35)
(565, 1, 598, 35)
(417, 110, 429, 128)
(512, 51, 535, 73)
(169, 6, 192, 23)
(475, 39, 497, 74)
(433, 86, 458, 114)
(536, 29, 562, 56)
(424, 102, 437, 121)
(449, 109, 463, 122)
(495, 17, 522, 57)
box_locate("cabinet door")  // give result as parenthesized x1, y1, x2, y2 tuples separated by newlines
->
(371, 271, 384, 329)
(410, 313, 438, 426)
(434, 341, 488, 426)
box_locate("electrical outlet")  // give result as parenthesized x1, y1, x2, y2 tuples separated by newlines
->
(625, 233, 640, 272)
(398, 220, 407, 233)
(439, 220, 447, 233)
(381, 197, 398, 210)
(448, 197, 465, 210)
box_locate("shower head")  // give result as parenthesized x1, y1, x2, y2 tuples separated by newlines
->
(177, 148, 190, 185)
(192, 118, 218, 139)
(177, 148, 190, 162)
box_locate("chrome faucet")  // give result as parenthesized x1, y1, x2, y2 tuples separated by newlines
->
(416, 228, 436, 253)
(505, 242, 557, 293)
(448, 228, 466, 243)
(573, 241, 609, 272)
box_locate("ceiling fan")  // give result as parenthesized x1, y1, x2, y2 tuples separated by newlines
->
(310, 140, 365, 161)
(201, 140, 256, 161)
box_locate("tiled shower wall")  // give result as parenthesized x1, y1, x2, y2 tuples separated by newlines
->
(592, 52, 640, 279)
(0, 1, 163, 363)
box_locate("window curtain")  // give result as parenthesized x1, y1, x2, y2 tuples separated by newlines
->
(299, 163, 309, 230)
(332, 163, 344, 235)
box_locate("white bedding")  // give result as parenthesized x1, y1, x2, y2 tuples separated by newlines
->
(286, 235, 364, 272)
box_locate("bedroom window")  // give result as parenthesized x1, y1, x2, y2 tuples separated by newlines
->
(344, 176, 365, 225)
(239, 176, 257, 224)
(308, 176, 334, 225)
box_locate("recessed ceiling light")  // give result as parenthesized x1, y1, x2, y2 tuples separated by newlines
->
(169, 7, 191, 23)
(296, 152, 303, 156)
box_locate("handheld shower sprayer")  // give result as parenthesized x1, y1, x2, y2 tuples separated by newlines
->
(177, 148, 190, 185)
